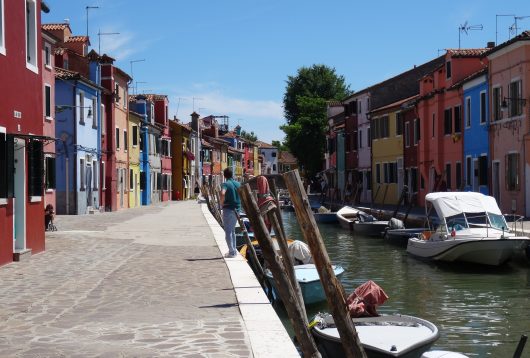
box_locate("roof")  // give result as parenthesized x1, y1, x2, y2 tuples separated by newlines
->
(55, 67, 105, 90)
(114, 66, 132, 82)
(485, 30, 530, 57)
(370, 94, 419, 114)
(445, 48, 488, 58)
(42, 23, 71, 32)
(279, 151, 297, 164)
(426, 192, 501, 218)
(228, 147, 245, 154)
(65, 35, 89, 44)
(448, 67, 488, 90)
(255, 140, 277, 149)
(54, 47, 66, 55)
(220, 132, 238, 139)
(327, 100, 343, 107)
(131, 94, 168, 102)
(201, 139, 213, 149)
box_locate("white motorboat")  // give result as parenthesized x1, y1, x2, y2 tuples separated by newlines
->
(407, 192, 530, 266)
(336, 206, 388, 236)
(311, 313, 439, 358)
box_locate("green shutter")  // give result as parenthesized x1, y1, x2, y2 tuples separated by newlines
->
(28, 140, 44, 197)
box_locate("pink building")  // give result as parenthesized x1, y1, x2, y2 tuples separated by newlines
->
(417, 49, 487, 206)
(42, 28, 58, 216)
(486, 31, 530, 216)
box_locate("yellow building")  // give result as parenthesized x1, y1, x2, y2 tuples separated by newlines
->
(128, 111, 142, 208)
(169, 120, 192, 200)
(253, 145, 259, 176)
(370, 98, 406, 205)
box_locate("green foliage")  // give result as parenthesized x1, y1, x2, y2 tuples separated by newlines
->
(283, 64, 350, 125)
(240, 130, 258, 142)
(281, 64, 350, 176)
(271, 140, 288, 151)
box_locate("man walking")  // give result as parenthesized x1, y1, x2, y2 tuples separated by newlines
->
(220, 168, 241, 258)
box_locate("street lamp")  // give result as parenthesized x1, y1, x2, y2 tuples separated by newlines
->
(56, 105, 93, 119)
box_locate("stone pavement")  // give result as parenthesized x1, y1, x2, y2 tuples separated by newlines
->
(0, 201, 299, 358)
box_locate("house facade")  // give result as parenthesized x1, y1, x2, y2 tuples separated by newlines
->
(169, 120, 192, 200)
(128, 111, 142, 208)
(486, 32, 530, 216)
(0, 0, 47, 265)
(417, 49, 487, 206)
(256, 141, 278, 175)
(114, 67, 131, 210)
(462, 69, 489, 195)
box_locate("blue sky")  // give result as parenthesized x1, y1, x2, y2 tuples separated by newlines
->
(43, 0, 530, 143)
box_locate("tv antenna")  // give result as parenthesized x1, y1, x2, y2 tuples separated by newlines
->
(509, 16, 530, 37)
(458, 21, 483, 49)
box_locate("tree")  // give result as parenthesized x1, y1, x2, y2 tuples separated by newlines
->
(271, 140, 288, 151)
(240, 130, 257, 142)
(281, 64, 350, 176)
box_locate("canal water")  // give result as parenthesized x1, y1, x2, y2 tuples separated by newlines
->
(279, 211, 530, 357)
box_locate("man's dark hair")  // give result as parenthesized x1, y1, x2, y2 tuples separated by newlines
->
(223, 167, 233, 179)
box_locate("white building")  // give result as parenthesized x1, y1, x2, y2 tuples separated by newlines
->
(256, 141, 278, 175)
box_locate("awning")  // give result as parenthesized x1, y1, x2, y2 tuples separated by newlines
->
(185, 150, 195, 160)
(426, 192, 502, 218)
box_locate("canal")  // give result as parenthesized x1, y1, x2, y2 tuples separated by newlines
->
(279, 211, 530, 357)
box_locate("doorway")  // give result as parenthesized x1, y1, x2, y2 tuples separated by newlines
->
(492, 161, 500, 203)
(13, 138, 26, 251)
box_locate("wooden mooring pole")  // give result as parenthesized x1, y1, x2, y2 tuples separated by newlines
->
(239, 183, 321, 358)
(283, 170, 367, 358)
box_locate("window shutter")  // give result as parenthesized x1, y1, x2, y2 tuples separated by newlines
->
(140, 171, 146, 191)
(28, 140, 44, 197)
(46, 157, 56, 189)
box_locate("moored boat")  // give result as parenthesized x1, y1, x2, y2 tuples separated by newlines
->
(385, 228, 428, 246)
(337, 206, 389, 236)
(336, 206, 360, 230)
(311, 313, 439, 358)
(406, 192, 530, 266)
(265, 264, 345, 305)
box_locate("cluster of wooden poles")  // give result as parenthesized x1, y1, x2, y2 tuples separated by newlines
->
(202, 170, 367, 358)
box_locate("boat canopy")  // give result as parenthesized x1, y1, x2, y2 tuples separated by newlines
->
(425, 192, 502, 218)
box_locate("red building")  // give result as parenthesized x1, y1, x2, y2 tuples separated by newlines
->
(0, 0, 47, 265)
(146, 94, 172, 201)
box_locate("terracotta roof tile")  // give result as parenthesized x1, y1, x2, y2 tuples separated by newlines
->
(327, 100, 343, 107)
(54, 47, 66, 55)
(220, 132, 238, 139)
(485, 30, 530, 57)
(448, 67, 488, 90)
(55, 67, 81, 80)
(446, 48, 488, 58)
(42, 23, 71, 31)
(370, 94, 419, 113)
(255, 140, 276, 149)
(279, 151, 297, 164)
(65, 35, 89, 44)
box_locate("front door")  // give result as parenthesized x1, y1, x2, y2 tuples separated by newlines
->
(13, 138, 25, 251)
(119, 169, 124, 208)
(473, 158, 479, 192)
(134, 173, 138, 207)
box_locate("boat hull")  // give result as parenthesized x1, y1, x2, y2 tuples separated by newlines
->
(336, 206, 360, 230)
(385, 228, 427, 246)
(407, 237, 529, 266)
(266, 264, 345, 305)
(314, 212, 339, 224)
(312, 314, 439, 358)
(353, 221, 389, 237)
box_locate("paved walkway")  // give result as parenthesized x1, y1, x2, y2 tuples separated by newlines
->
(0, 201, 299, 357)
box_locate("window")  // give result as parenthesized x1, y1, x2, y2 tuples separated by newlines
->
(44, 85, 51, 119)
(91, 99, 97, 129)
(0, 0, 5, 55)
(132, 125, 138, 146)
(359, 130, 363, 148)
(413, 119, 419, 145)
(124, 130, 128, 152)
(445, 163, 451, 190)
(273, 164, 277, 171)
(80, 158, 85, 191)
(404, 122, 410, 147)
(509, 80, 523, 117)
(454, 105, 462, 133)
(79, 92, 85, 124)
(28, 140, 43, 197)
(101, 161, 106, 190)
(432, 113, 435, 137)
(456, 162, 462, 190)
(45, 156, 56, 190)
(44, 43, 51, 67)
(444, 108, 452, 135)
(25, 0, 38, 72)
(139, 131, 144, 151)
(396, 113, 403, 135)
(115, 83, 120, 103)
(376, 163, 381, 184)
(366, 170, 372, 190)
(140, 171, 146, 191)
(123, 87, 127, 108)
(367, 128, 371, 147)
(130, 169, 134, 190)
(479, 155, 488, 186)
(465, 97, 471, 128)
(93, 160, 98, 190)
(492, 86, 502, 121)
(480, 91, 487, 124)
(410, 167, 418, 193)
(272, 151, 277, 157)
(101, 104, 106, 135)
(466, 156, 472, 186)
(446, 61, 452, 79)
(116, 128, 120, 150)
(358, 100, 362, 114)
(506, 152, 520, 191)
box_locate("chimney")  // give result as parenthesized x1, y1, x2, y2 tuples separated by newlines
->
(191, 112, 200, 132)
(487, 41, 495, 48)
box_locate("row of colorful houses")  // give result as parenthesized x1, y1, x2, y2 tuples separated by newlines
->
(0, 3, 297, 267)
(324, 31, 530, 217)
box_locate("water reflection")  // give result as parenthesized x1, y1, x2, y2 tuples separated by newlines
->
(280, 211, 530, 357)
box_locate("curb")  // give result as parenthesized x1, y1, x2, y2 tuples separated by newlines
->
(201, 203, 300, 358)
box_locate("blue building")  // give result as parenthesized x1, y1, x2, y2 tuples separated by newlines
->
(55, 68, 102, 214)
(462, 68, 489, 194)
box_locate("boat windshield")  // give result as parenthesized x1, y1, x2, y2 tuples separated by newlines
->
(445, 213, 468, 231)
(488, 213, 508, 230)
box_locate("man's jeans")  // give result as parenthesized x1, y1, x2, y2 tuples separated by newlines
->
(223, 208, 238, 256)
